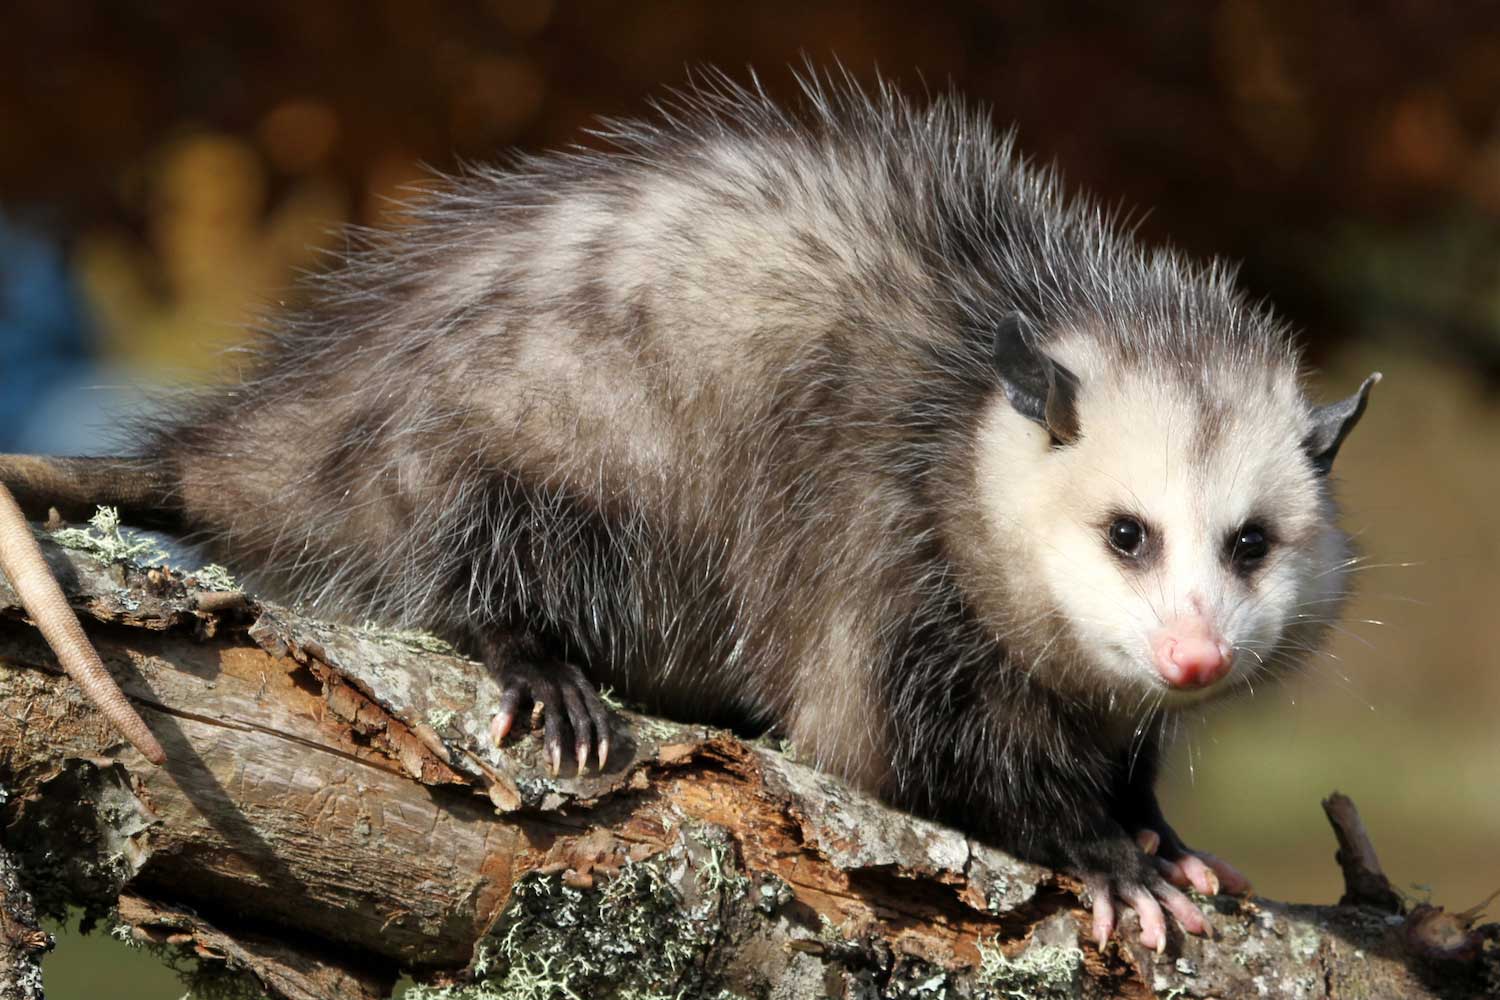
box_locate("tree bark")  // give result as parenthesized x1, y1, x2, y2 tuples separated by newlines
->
(0, 538, 1493, 999)
(0, 842, 47, 1000)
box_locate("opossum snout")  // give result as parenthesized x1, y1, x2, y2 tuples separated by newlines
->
(1150, 617, 1232, 689)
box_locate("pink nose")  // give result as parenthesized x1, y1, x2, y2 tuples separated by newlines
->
(1151, 619, 1232, 689)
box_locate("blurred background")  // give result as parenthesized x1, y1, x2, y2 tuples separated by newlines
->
(2, 2, 1496, 996)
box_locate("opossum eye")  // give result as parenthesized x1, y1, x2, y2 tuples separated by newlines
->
(1107, 516, 1146, 557)
(1228, 523, 1270, 569)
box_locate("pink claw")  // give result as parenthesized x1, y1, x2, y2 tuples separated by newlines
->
(1178, 854, 1221, 896)
(1156, 883, 1210, 937)
(1197, 852, 1252, 895)
(490, 710, 515, 746)
(1135, 829, 1161, 855)
(1092, 891, 1116, 951)
(1121, 886, 1167, 953)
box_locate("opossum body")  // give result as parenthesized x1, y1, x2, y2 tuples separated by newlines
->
(1, 74, 1376, 948)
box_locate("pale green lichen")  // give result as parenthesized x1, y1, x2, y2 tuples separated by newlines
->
(701, 840, 748, 900)
(193, 563, 239, 591)
(410, 856, 727, 1000)
(355, 621, 457, 655)
(683, 824, 749, 902)
(50, 506, 169, 567)
(974, 936, 1083, 1000)
(1287, 922, 1321, 963)
(635, 716, 682, 742)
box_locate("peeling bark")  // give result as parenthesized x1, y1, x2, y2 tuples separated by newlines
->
(0, 539, 1494, 999)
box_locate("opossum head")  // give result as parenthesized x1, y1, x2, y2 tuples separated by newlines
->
(971, 313, 1378, 709)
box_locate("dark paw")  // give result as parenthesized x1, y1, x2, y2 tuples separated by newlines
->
(488, 659, 612, 774)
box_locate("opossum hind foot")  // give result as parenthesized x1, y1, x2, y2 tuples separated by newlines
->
(488, 658, 612, 775)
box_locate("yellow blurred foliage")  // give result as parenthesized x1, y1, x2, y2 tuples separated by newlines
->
(76, 131, 349, 377)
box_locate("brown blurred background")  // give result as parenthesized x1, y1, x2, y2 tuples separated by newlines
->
(2, 3, 1496, 996)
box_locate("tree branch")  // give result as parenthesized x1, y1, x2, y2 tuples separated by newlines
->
(0, 539, 1493, 998)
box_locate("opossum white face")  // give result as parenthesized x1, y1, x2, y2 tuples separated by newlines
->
(974, 319, 1376, 707)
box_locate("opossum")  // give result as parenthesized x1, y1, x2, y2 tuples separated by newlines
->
(0, 74, 1377, 950)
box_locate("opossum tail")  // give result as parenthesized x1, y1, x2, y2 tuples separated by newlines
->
(0, 455, 180, 531)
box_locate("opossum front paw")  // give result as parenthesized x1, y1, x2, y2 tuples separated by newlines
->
(1134, 828, 1252, 897)
(1080, 850, 1209, 954)
(488, 660, 612, 774)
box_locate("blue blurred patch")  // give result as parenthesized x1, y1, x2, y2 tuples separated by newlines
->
(0, 213, 92, 451)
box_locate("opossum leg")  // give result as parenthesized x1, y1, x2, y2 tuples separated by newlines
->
(478, 632, 612, 774)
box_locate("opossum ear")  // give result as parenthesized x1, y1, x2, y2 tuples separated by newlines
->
(992, 313, 1082, 445)
(1305, 372, 1380, 474)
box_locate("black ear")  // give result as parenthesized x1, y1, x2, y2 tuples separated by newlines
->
(993, 313, 1081, 444)
(1305, 372, 1380, 474)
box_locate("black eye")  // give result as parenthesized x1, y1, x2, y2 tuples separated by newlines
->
(1107, 516, 1146, 556)
(1230, 523, 1270, 567)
